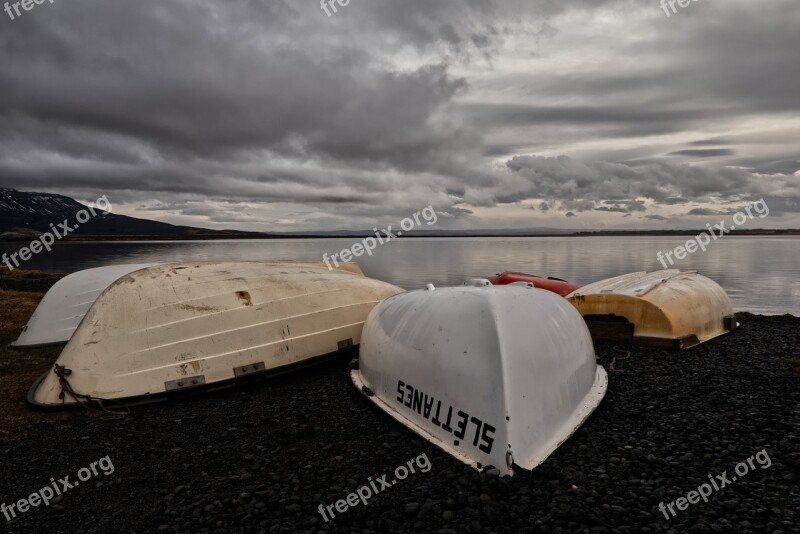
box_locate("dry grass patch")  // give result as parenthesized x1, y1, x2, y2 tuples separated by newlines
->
(0, 266, 64, 293)
(0, 272, 72, 436)
(0, 288, 44, 335)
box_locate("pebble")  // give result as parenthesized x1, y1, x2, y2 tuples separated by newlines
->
(1, 315, 797, 533)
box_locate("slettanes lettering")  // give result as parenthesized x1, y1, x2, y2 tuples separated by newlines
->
(396, 380, 496, 454)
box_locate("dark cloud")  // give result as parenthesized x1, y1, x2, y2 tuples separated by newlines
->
(687, 208, 724, 216)
(497, 155, 800, 213)
(595, 200, 646, 214)
(750, 160, 800, 175)
(688, 138, 735, 147)
(595, 206, 628, 213)
(0, 0, 797, 230)
(668, 149, 736, 158)
(459, 103, 706, 129)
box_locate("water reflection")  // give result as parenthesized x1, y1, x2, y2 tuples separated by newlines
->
(1, 236, 797, 315)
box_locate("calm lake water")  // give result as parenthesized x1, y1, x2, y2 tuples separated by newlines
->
(1, 236, 798, 315)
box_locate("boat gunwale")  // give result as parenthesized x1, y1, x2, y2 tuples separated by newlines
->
(350, 364, 608, 475)
(28, 345, 359, 410)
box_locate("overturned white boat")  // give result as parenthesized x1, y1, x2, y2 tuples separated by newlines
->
(29, 261, 403, 408)
(567, 270, 738, 349)
(11, 263, 158, 348)
(351, 280, 607, 476)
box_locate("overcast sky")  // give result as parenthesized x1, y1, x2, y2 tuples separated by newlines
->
(1, 0, 799, 231)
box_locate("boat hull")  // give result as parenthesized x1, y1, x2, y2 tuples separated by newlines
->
(352, 283, 607, 476)
(567, 270, 738, 348)
(487, 272, 578, 297)
(11, 263, 158, 348)
(29, 261, 403, 407)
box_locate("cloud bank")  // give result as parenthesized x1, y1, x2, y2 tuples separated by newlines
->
(0, 0, 798, 230)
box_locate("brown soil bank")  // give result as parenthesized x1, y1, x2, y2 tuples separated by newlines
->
(0, 269, 71, 434)
(0, 271, 797, 533)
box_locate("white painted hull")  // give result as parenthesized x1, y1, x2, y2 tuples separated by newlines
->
(11, 264, 158, 348)
(567, 270, 738, 348)
(30, 262, 403, 407)
(352, 281, 607, 476)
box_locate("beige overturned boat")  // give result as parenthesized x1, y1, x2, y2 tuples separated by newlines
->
(567, 270, 738, 349)
(29, 261, 403, 408)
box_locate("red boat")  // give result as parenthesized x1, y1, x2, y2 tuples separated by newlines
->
(487, 271, 578, 297)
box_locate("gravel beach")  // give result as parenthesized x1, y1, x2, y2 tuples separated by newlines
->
(0, 276, 798, 533)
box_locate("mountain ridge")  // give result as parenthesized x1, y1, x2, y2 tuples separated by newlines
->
(0, 189, 253, 237)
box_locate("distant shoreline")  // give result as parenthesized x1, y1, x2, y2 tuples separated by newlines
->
(1, 229, 799, 242)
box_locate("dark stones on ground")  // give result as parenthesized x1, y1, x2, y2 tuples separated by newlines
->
(0, 315, 798, 533)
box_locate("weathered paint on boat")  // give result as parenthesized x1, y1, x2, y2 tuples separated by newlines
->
(351, 281, 607, 476)
(487, 271, 578, 297)
(567, 270, 738, 348)
(11, 264, 158, 348)
(29, 261, 403, 407)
